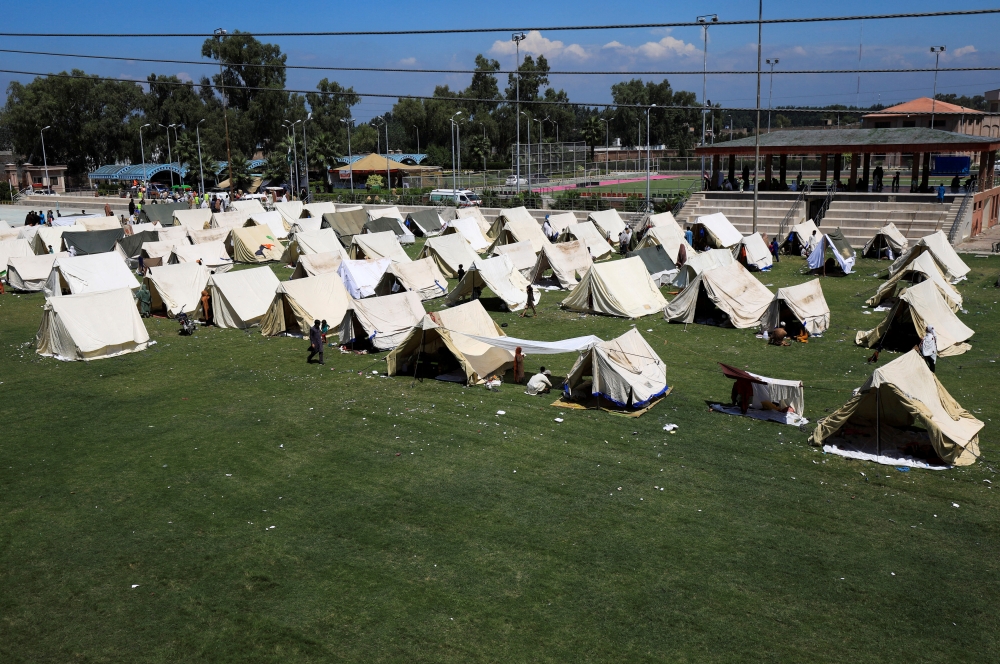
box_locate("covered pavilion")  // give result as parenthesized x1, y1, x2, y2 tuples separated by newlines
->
(329, 153, 433, 189)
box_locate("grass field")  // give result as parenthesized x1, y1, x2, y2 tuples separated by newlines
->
(581, 176, 700, 195)
(2, 242, 999, 662)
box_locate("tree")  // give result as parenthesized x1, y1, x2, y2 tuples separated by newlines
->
(306, 79, 360, 138)
(366, 174, 384, 190)
(467, 134, 491, 170)
(227, 151, 255, 192)
(505, 55, 551, 102)
(173, 134, 200, 184)
(580, 116, 602, 160)
(351, 124, 378, 154)
(308, 132, 340, 188)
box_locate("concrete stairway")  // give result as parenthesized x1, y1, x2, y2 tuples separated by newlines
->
(819, 199, 955, 247)
(676, 193, 805, 239)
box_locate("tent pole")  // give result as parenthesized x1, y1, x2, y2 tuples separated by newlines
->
(410, 328, 425, 387)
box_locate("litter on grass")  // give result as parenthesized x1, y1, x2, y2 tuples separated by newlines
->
(663, 423, 679, 431)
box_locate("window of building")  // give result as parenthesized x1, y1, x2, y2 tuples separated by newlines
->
(902, 121, 916, 128)
(932, 119, 946, 128)
(874, 122, 891, 129)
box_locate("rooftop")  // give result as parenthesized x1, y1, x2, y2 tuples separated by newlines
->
(694, 127, 1000, 156)
(863, 97, 984, 117)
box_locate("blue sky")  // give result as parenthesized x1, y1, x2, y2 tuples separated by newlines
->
(2, 0, 999, 121)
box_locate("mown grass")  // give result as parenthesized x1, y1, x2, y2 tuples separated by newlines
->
(1, 243, 999, 662)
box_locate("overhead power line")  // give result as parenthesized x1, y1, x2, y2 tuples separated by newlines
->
(2, 47, 999, 76)
(0, 9, 997, 37)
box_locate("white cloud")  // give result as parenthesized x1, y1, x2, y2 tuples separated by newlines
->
(792, 46, 806, 56)
(176, 72, 193, 82)
(490, 30, 590, 60)
(953, 45, 976, 57)
(399, 57, 417, 66)
(602, 35, 697, 59)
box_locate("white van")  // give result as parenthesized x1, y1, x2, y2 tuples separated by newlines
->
(429, 189, 482, 207)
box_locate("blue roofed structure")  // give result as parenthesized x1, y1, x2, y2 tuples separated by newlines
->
(336, 153, 427, 166)
(88, 162, 188, 181)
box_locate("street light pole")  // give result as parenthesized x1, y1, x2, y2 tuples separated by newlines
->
(159, 123, 176, 189)
(341, 118, 354, 197)
(282, 124, 294, 198)
(697, 14, 718, 187)
(214, 28, 234, 199)
(40, 126, 51, 191)
(766, 58, 779, 132)
(196, 119, 206, 195)
(752, 0, 762, 234)
(646, 105, 656, 208)
(287, 119, 302, 197)
(302, 112, 312, 201)
(382, 116, 390, 191)
(139, 123, 150, 187)
(930, 46, 946, 129)
(600, 117, 613, 177)
(520, 111, 531, 197)
(450, 111, 462, 195)
(534, 118, 544, 178)
(413, 125, 419, 155)
(512, 32, 526, 194)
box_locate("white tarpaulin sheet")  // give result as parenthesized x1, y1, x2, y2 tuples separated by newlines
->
(694, 212, 742, 248)
(206, 266, 281, 328)
(561, 256, 666, 318)
(46, 252, 139, 296)
(145, 262, 211, 316)
(445, 218, 491, 252)
(170, 240, 234, 272)
(338, 258, 392, 299)
(350, 231, 411, 263)
(463, 334, 602, 354)
(807, 234, 855, 274)
(36, 288, 151, 362)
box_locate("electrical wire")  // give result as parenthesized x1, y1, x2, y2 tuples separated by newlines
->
(0, 9, 998, 37)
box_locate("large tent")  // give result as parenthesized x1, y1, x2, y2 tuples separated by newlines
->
(374, 257, 449, 300)
(116, 231, 159, 264)
(36, 288, 151, 362)
(338, 258, 392, 299)
(140, 202, 188, 226)
(529, 240, 593, 290)
(862, 222, 909, 259)
(172, 208, 213, 231)
(329, 154, 427, 188)
(856, 279, 973, 357)
(230, 225, 283, 263)
(443, 218, 491, 252)
(810, 350, 982, 467)
(560, 221, 614, 259)
(6, 253, 64, 291)
(363, 217, 414, 245)
(155, 225, 189, 246)
(350, 230, 411, 263)
(806, 229, 856, 275)
(339, 291, 426, 351)
(169, 241, 234, 272)
(289, 218, 324, 234)
(77, 216, 122, 231)
(492, 241, 538, 276)
(274, 201, 305, 228)
(735, 232, 773, 271)
(144, 262, 211, 317)
(290, 251, 345, 279)
(406, 209, 445, 237)
(204, 266, 281, 328)
(32, 226, 85, 255)
(62, 228, 125, 256)
(301, 201, 337, 219)
(45, 253, 139, 296)
(386, 299, 513, 385)
(690, 212, 742, 250)
(889, 230, 970, 283)
(626, 244, 677, 286)
(211, 210, 252, 230)
(138, 241, 178, 267)
(282, 228, 347, 265)
(260, 272, 352, 337)
(634, 223, 693, 264)
(671, 248, 735, 288)
(229, 198, 266, 215)
(868, 251, 963, 312)
(761, 278, 831, 335)
(248, 211, 289, 240)
(456, 206, 494, 238)
(0, 239, 34, 276)
(546, 211, 579, 236)
(587, 209, 627, 241)
(781, 219, 819, 255)
(418, 234, 480, 278)
(447, 255, 537, 311)
(646, 210, 680, 229)
(322, 209, 368, 245)
(561, 256, 667, 318)
(488, 217, 551, 254)
(564, 328, 668, 410)
(665, 261, 773, 328)
(188, 227, 230, 245)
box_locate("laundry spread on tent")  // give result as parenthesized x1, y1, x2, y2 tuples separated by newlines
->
(36, 288, 151, 362)
(856, 279, 973, 357)
(713, 363, 807, 425)
(761, 278, 831, 336)
(888, 230, 970, 284)
(561, 222, 615, 260)
(204, 266, 281, 329)
(561, 256, 667, 319)
(144, 262, 211, 317)
(418, 233, 480, 278)
(690, 212, 742, 249)
(665, 261, 773, 328)
(444, 218, 491, 252)
(735, 232, 773, 271)
(563, 328, 668, 411)
(374, 257, 449, 300)
(290, 251, 345, 279)
(260, 272, 352, 337)
(338, 258, 392, 299)
(587, 209, 627, 241)
(867, 251, 963, 312)
(169, 241, 234, 272)
(340, 291, 425, 351)
(492, 241, 537, 276)
(862, 222, 908, 259)
(670, 248, 734, 288)
(230, 225, 283, 263)
(807, 229, 856, 275)
(45, 252, 140, 297)
(350, 230, 411, 263)
(530, 240, 593, 290)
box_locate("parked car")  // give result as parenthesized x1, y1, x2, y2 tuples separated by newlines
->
(429, 189, 482, 207)
(505, 175, 528, 186)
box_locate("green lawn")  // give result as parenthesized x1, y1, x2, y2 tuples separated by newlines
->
(2, 244, 999, 662)
(582, 176, 701, 195)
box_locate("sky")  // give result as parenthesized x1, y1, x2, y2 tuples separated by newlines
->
(2, 0, 999, 122)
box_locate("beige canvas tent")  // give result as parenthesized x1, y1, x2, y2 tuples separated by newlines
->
(447, 255, 537, 311)
(564, 328, 668, 410)
(665, 261, 772, 328)
(456, 206, 494, 238)
(155, 225, 189, 246)
(45, 253, 139, 297)
(387, 299, 513, 384)
(374, 257, 449, 300)
(350, 230, 411, 263)
(248, 210, 289, 240)
(323, 209, 369, 245)
(32, 226, 85, 255)
(868, 251, 963, 312)
(443, 218, 491, 252)
(418, 233, 480, 278)
(647, 210, 679, 229)
(0, 239, 34, 275)
(289, 217, 324, 234)
(546, 211, 578, 236)
(274, 201, 304, 229)
(229, 198, 266, 215)
(144, 262, 211, 317)
(340, 291, 425, 351)
(810, 350, 982, 467)
(735, 232, 773, 271)
(188, 227, 230, 245)
(760, 278, 831, 335)
(211, 210, 252, 230)
(36, 288, 151, 362)
(587, 209, 627, 241)
(283, 228, 348, 265)
(856, 279, 973, 357)
(6, 253, 64, 291)
(781, 219, 820, 255)
(561, 221, 615, 260)
(77, 216, 122, 231)
(529, 240, 593, 290)
(492, 241, 537, 276)
(291, 251, 345, 279)
(230, 225, 283, 263)
(301, 201, 337, 218)
(635, 223, 693, 264)
(488, 217, 550, 254)
(671, 248, 735, 288)
(691, 212, 742, 249)
(203, 266, 281, 328)
(260, 272, 352, 337)
(889, 231, 970, 283)
(172, 208, 213, 231)
(561, 256, 667, 318)
(862, 222, 909, 258)
(169, 241, 234, 272)
(139, 240, 179, 265)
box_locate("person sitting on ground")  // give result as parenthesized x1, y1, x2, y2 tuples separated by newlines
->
(768, 321, 789, 347)
(525, 368, 553, 395)
(307, 319, 325, 365)
(520, 284, 536, 318)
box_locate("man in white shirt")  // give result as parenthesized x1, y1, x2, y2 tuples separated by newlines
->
(524, 368, 553, 395)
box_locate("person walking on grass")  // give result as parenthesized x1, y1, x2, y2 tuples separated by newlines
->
(520, 284, 536, 318)
(307, 319, 325, 365)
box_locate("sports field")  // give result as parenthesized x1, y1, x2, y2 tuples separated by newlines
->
(2, 243, 999, 662)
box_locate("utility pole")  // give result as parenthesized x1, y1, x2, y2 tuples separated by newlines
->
(646, 105, 656, 208)
(341, 118, 354, 197)
(697, 14, 718, 188)
(521, 111, 531, 198)
(158, 123, 176, 189)
(451, 111, 463, 196)
(214, 28, 234, 199)
(600, 117, 613, 177)
(752, 0, 762, 233)
(139, 123, 150, 186)
(930, 46, 946, 129)
(302, 112, 312, 200)
(196, 119, 206, 195)
(512, 32, 526, 194)
(413, 125, 420, 155)
(766, 58, 779, 132)
(40, 126, 51, 191)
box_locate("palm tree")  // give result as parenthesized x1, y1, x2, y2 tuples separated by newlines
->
(581, 116, 603, 161)
(173, 135, 199, 186)
(308, 132, 341, 190)
(227, 151, 254, 192)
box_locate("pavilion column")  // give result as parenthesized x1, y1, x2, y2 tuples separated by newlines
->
(727, 154, 736, 185)
(862, 153, 871, 192)
(849, 153, 859, 191)
(832, 153, 841, 187)
(711, 154, 722, 190)
(779, 154, 788, 188)
(989, 151, 997, 189)
(910, 153, 920, 192)
(765, 154, 773, 189)
(921, 152, 931, 192)
(819, 154, 828, 182)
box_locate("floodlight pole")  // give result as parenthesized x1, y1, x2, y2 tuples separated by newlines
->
(766, 58, 779, 132)
(196, 119, 206, 195)
(214, 28, 234, 199)
(139, 123, 150, 186)
(341, 118, 354, 197)
(158, 123, 176, 188)
(752, 0, 761, 233)
(697, 14, 718, 189)
(512, 32, 526, 195)
(930, 46, 946, 129)
(646, 105, 656, 208)
(451, 111, 462, 197)
(282, 123, 295, 197)
(600, 117, 613, 177)
(303, 112, 312, 200)
(40, 126, 51, 191)
(521, 111, 531, 198)
(413, 125, 420, 155)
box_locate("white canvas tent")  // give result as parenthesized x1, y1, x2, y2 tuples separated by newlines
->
(274, 201, 304, 229)
(868, 251, 963, 312)
(806, 230, 856, 274)
(155, 225, 189, 246)
(491, 241, 536, 276)
(488, 218, 550, 254)
(671, 248, 734, 288)
(211, 210, 252, 230)
(203, 266, 281, 328)
(691, 212, 742, 249)
(561, 221, 614, 260)
(447, 255, 537, 311)
(289, 252, 344, 280)
(45, 253, 139, 297)
(735, 232, 773, 271)
(139, 241, 179, 263)
(0, 239, 34, 275)
(564, 328, 668, 409)
(248, 211, 289, 240)
(6, 253, 64, 291)
(665, 261, 773, 329)
(561, 256, 667, 318)
(782, 219, 819, 255)
(283, 228, 348, 265)
(144, 262, 211, 316)
(587, 209, 627, 241)
(172, 208, 213, 231)
(340, 291, 425, 351)
(888, 231, 970, 284)
(32, 226, 85, 255)
(301, 201, 337, 218)
(350, 230, 411, 263)
(862, 222, 909, 258)
(635, 223, 693, 264)
(169, 241, 234, 272)
(418, 234, 480, 278)
(338, 258, 392, 299)
(546, 211, 578, 236)
(811, 350, 982, 467)
(36, 288, 151, 362)
(375, 257, 449, 300)
(456, 206, 494, 238)
(78, 216, 122, 231)
(856, 279, 973, 357)
(368, 206, 405, 222)
(529, 240, 593, 290)
(646, 210, 679, 229)
(289, 217, 324, 234)
(188, 227, 230, 245)
(260, 272, 352, 337)
(761, 278, 831, 335)
(443, 218, 491, 252)
(229, 198, 266, 214)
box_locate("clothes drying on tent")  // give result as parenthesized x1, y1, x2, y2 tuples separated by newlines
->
(447, 254, 537, 312)
(364, 217, 415, 245)
(670, 248, 734, 288)
(856, 279, 973, 357)
(290, 251, 346, 280)
(626, 244, 677, 287)
(62, 228, 126, 256)
(387, 299, 513, 385)
(561, 256, 667, 319)
(230, 225, 283, 263)
(203, 266, 281, 328)
(867, 251, 963, 312)
(45, 252, 139, 297)
(260, 272, 352, 337)
(144, 262, 211, 317)
(0, 240, 34, 276)
(491, 241, 537, 276)
(36, 288, 151, 362)
(806, 229, 856, 275)
(563, 328, 668, 410)
(374, 257, 449, 300)
(690, 212, 742, 250)
(888, 230, 970, 283)
(418, 233, 480, 278)
(350, 230, 411, 263)
(760, 278, 831, 336)
(340, 291, 425, 351)
(665, 261, 773, 328)
(810, 350, 982, 467)
(443, 218, 491, 252)
(560, 221, 615, 260)
(734, 233, 773, 271)
(862, 222, 908, 259)
(406, 209, 445, 236)
(6, 253, 64, 291)
(530, 240, 593, 290)
(586, 209, 627, 241)
(338, 258, 392, 299)
(169, 241, 234, 272)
